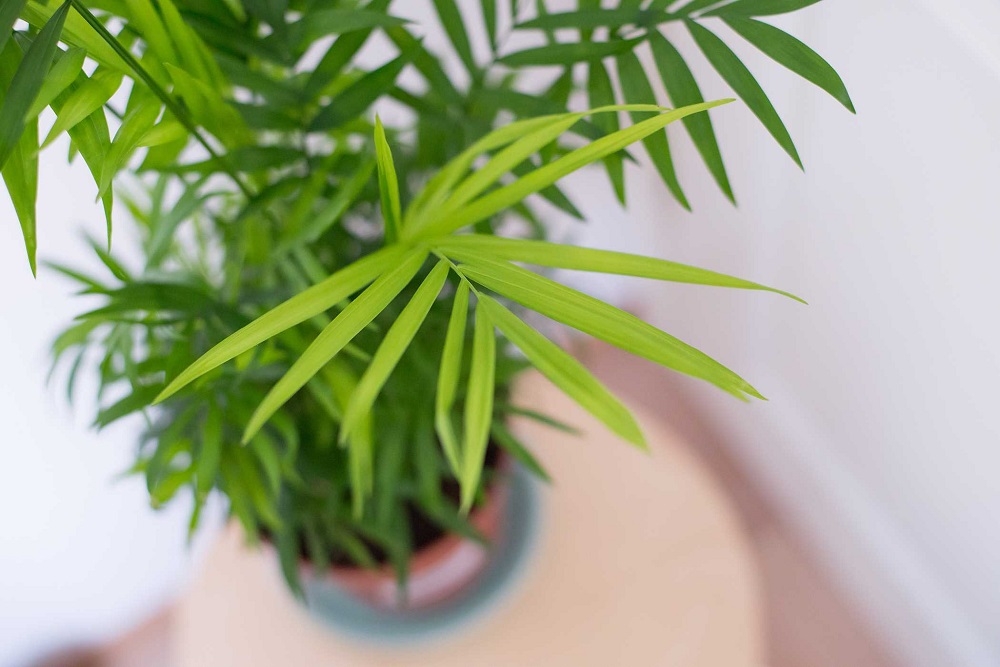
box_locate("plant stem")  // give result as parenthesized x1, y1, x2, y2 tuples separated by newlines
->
(67, 0, 258, 203)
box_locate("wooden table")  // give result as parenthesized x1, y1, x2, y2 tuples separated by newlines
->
(173, 373, 764, 666)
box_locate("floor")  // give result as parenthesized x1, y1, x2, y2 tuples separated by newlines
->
(35, 344, 901, 667)
(578, 341, 901, 667)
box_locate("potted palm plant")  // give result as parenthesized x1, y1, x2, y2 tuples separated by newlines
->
(3, 0, 851, 632)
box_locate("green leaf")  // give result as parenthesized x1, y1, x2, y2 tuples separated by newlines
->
(242, 249, 428, 442)
(441, 114, 581, 214)
(97, 93, 160, 199)
(0, 0, 27, 55)
(197, 406, 223, 497)
(374, 116, 402, 242)
(43, 68, 120, 148)
(156, 245, 410, 403)
(309, 51, 410, 132)
(724, 17, 854, 112)
(460, 301, 495, 512)
(435, 279, 469, 475)
(499, 38, 642, 67)
(479, 295, 645, 447)
(279, 159, 375, 250)
(0, 1, 70, 171)
(436, 235, 804, 302)
(460, 256, 762, 399)
(481, 0, 497, 51)
(687, 20, 801, 167)
(283, 9, 408, 46)
(415, 101, 732, 238)
(615, 49, 690, 209)
(27, 46, 84, 119)
(648, 32, 735, 202)
(587, 60, 625, 205)
(705, 0, 822, 17)
(20, 1, 128, 71)
(303, 0, 392, 100)
(516, 8, 647, 31)
(491, 423, 550, 483)
(432, 0, 476, 74)
(1, 116, 38, 274)
(340, 261, 450, 442)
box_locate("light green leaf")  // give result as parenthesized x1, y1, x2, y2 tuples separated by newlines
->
(460, 256, 762, 399)
(414, 101, 732, 238)
(435, 235, 804, 302)
(460, 300, 495, 512)
(43, 68, 121, 148)
(125, 0, 179, 67)
(687, 20, 801, 167)
(98, 93, 160, 199)
(340, 261, 450, 442)
(0, 1, 70, 171)
(27, 46, 84, 119)
(242, 249, 428, 442)
(648, 32, 734, 201)
(279, 159, 375, 250)
(20, 1, 128, 71)
(436, 279, 469, 475)
(479, 295, 645, 447)
(724, 17, 854, 112)
(155, 245, 410, 403)
(615, 49, 690, 209)
(374, 116, 402, 242)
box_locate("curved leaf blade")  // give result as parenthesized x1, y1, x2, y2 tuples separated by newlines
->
(460, 256, 762, 399)
(242, 250, 428, 442)
(615, 49, 690, 209)
(687, 20, 801, 167)
(724, 17, 854, 112)
(436, 279, 469, 475)
(0, 1, 70, 171)
(648, 32, 734, 202)
(460, 300, 495, 512)
(479, 295, 645, 447)
(340, 261, 450, 442)
(435, 235, 804, 302)
(155, 245, 410, 403)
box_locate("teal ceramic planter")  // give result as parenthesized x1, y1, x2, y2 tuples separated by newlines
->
(300, 464, 541, 645)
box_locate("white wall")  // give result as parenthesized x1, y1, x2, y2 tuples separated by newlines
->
(564, 2, 1000, 665)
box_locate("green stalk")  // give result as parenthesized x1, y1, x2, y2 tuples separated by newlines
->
(68, 0, 258, 203)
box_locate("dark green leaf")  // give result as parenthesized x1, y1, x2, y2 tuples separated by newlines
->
(0, 1, 70, 171)
(432, 0, 476, 74)
(587, 60, 625, 204)
(705, 0, 822, 17)
(499, 38, 642, 67)
(309, 51, 410, 131)
(687, 20, 801, 167)
(724, 17, 854, 112)
(649, 32, 734, 201)
(615, 49, 690, 209)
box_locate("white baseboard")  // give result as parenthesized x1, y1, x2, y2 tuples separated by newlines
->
(696, 373, 997, 667)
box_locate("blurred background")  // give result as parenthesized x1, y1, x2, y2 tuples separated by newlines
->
(2, 1, 999, 666)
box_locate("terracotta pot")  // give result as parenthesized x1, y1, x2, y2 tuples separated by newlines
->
(311, 459, 513, 612)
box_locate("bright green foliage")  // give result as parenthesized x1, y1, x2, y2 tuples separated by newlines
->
(11, 0, 852, 595)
